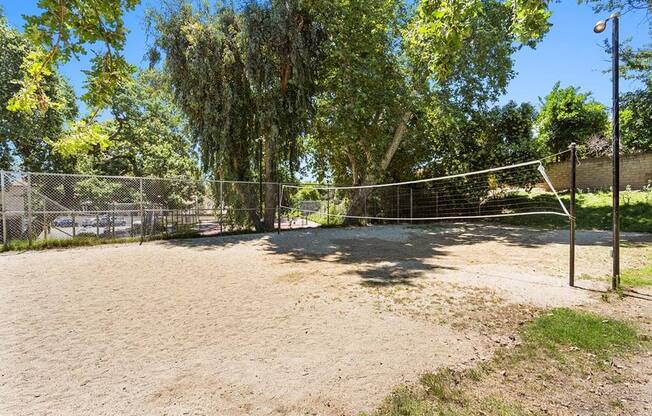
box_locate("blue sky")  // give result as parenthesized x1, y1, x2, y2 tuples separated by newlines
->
(1, 1, 649, 113)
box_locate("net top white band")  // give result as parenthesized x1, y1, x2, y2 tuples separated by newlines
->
(283, 159, 543, 191)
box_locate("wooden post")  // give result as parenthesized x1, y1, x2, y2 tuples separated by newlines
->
(569, 143, 577, 287)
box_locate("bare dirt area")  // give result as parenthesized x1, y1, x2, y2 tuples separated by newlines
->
(1, 224, 651, 415)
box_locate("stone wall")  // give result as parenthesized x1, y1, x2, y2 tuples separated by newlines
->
(543, 152, 652, 191)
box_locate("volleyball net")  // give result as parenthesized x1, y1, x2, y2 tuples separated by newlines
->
(281, 158, 570, 225)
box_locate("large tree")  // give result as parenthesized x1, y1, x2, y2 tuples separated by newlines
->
(58, 69, 200, 179)
(308, 0, 552, 220)
(535, 82, 609, 157)
(8, 0, 139, 114)
(579, 0, 651, 155)
(151, 1, 323, 230)
(0, 13, 78, 172)
(621, 84, 652, 152)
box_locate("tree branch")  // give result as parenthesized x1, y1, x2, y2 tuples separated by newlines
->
(380, 111, 412, 171)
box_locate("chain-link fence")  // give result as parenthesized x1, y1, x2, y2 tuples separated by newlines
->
(0, 171, 293, 247)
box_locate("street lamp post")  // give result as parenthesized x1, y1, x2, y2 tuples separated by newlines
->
(594, 13, 621, 290)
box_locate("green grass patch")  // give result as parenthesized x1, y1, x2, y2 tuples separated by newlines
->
(619, 263, 652, 287)
(364, 307, 647, 416)
(370, 386, 434, 416)
(0, 230, 203, 253)
(580, 258, 652, 288)
(523, 308, 639, 359)
(419, 369, 465, 404)
(494, 190, 652, 233)
(369, 384, 535, 416)
(365, 367, 538, 416)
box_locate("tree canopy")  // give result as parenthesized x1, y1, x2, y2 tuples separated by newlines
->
(68, 69, 199, 179)
(305, 0, 553, 219)
(0, 13, 78, 172)
(151, 0, 323, 229)
(535, 82, 609, 157)
(4, 0, 648, 198)
(7, 0, 139, 114)
(621, 84, 652, 152)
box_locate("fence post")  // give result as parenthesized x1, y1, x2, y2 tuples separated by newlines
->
(569, 143, 577, 287)
(139, 178, 144, 243)
(27, 172, 33, 247)
(326, 188, 330, 226)
(396, 186, 400, 221)
(111, 202, 116, 239)
(219, 181, 223, 233)
(410, 188, 413, 223)
(72, 212, 76, 238)
(96, 213, 100, 238)
(1, 171, 6, 248)
(277, 183, 281, 234)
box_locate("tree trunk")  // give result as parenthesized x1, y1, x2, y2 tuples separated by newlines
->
(263, 127, 278, 231)
(343, 111, 412, 225)
(233, 183, 263, 231)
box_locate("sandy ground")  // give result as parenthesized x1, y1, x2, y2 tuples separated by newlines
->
(1, 224, 651, 415)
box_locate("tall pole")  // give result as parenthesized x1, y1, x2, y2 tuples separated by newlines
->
(611, 14, 620, 290)
(594, 12, 622, 291)
(569, 143, 577, 287)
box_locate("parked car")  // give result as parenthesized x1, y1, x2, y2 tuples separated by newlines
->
(113, 218, 127, 227)
(81, 217, 96, 227)
(53, 217, 75, 227)
(81, 215, 128, 228)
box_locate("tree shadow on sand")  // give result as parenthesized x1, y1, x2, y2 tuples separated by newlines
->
(161, 222, 652, 287)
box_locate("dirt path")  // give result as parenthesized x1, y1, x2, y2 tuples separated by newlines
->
(1, 224, 650, 415)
